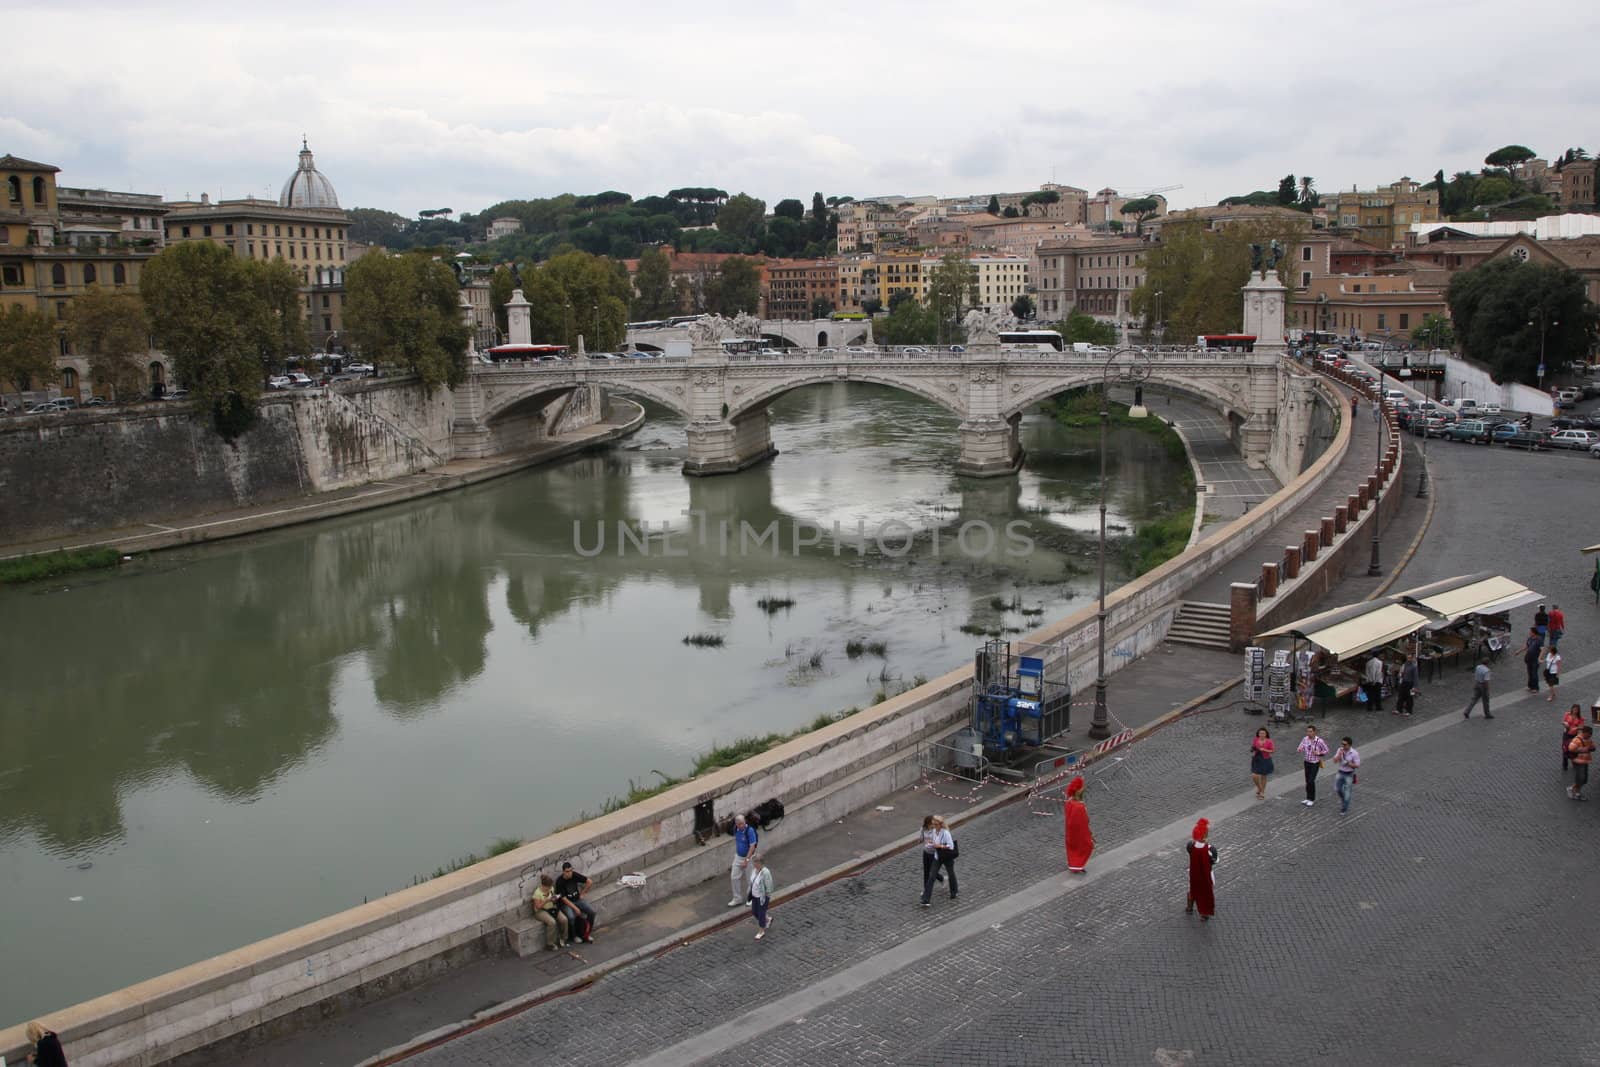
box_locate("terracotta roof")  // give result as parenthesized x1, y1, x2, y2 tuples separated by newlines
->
(0, 153, 60, 172)
(1540, 235, 1600, 270)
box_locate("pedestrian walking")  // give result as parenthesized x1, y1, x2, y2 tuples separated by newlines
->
(25, 1020, 69, 1067)
(919, 814, 958, 906)
(1362, 653, 1386, 711)
(529, 874, 569, 950)
(1063, 776, 1093, 873)
(1543, 646, 1562, 704)
(1568, 726, 1595, 801)
(1250, 728, 1275, 799)
(1562, 704, 1584, 772)
(1534, 604, 1550, 641)
(1523, 628, 1543, 692)
(1333, 736, 1361, 815)
(747, 851, 774, 940)
(1395, 654, 1419, 716)
(1548, 604, 1566, 650)
(1463, 659, 1494, 718)
(1351, 393, 1359, 418)
(1184, 818, 1217, 922)
(1297, 724, 1330, 806)
(727, 813, 759, 907)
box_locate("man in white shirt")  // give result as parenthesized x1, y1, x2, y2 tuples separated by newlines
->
(1362, 654, 1385, 711)
(1462, 660, 1494, 719)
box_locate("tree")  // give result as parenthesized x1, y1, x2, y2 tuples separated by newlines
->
(631, 247, 676, 320)
(1411, 313, 1454, 351)
(1021, 190, 1061, 217)
(811, 297, 836, 319)
(810, 192, 830, 242)
(1002, 205, 1021, 218)
(344, 253, 471, 389)
(489, 265, 517, 336)
(861, 297, 883, 316)
(1129, 219, 1301, 342)
(1446, 257, 1598, 384)
(1108, 220, 1125, 233)
(1277, 174, 1298, 206)
(1011, 294, 1036, 320)
(1298, 176, 1320, 211)
(1052, 310, 1116, 346)
(986, 195, 1001, 215)
(773, 198, 805, 221)
(710, 257, 761, 315)
(716, 193, 767, 244)
(347, 206, 411, 245)
(64, 286, 149, 400)
(0, 304, 57, 397)
(875, 297, 938, 345)
(887, 287, 917, 312)
(1484, 145, 1536, 169)
(925, 253, 978, 343)
(1119, 196, 1161, 236)
(142, 241, 306, 436)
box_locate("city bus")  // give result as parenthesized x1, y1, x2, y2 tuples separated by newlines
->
(720, 338, 767, 355)
(1197, 334, 1257, 352)
(998, 329, 1066, 352)
(485, 343, 568, 362)
(626, 320, 668, 331)
(829, 311, 868, 321)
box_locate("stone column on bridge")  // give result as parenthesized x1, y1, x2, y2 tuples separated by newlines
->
(954, 350, 1025, 477)
(682, 332, 778, 476)
(1238, 270, 1289, 472)
(506, 289, 532, 346)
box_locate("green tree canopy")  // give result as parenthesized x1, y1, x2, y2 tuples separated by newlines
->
(489, 265, 517, 336)
(631, 246, 676, 320)
(0, 304, 58, 396)
(986, 194, 1001, 215)
(1011, 294, 1036, 320)
(1484, 144, 1536, 168)
(1002, 205, 1020, 218)
(1446, 257, 1598, 384)
(1129, 220, 1300, 341)
(711, 257, 762, 315)
(875, 297, 938, 345)
(716, 194, 767, 244)
(141, 241, 309, 435)
(344, 253, 471, 389)
(1277, 174, 1298, 206)
(773, 198, 805, 220)
(810, 192, 831, 242)
(1052, 309, 1117, 346)
(68, 285, 151, 400)
(1411, 312, 1455, 351)
(1119, 196, 1161, 235)
(1021, 190, 1061, 216)
(925, 253, 978, 344)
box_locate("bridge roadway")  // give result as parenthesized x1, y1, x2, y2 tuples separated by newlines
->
(452, 345, 1311, 482)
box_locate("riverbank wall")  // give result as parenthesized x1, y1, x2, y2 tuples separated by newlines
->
(0, 379, 607, 547)
(0, 372, 1352, 1067)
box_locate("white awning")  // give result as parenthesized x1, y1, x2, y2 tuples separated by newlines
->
(1399, 574, 1540, 622)
(1258, 602, 1435, 660)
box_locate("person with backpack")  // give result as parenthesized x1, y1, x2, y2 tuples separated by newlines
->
(919, 814, 958, 906)
(747, 851, 774, 940)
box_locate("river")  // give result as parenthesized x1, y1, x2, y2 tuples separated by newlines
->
(0, 382, 1191, 1023)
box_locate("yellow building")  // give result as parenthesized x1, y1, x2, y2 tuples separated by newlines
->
(1321, 178, 1439, 249)
(1, 153, 169, 401)
(163, 140, 350, 350)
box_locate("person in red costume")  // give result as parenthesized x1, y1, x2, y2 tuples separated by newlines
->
(1185, 818, 1218, 921)
(1063, 776, 1093, 873)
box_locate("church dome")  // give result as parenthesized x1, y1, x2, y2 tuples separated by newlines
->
(279, 139, 339, 209)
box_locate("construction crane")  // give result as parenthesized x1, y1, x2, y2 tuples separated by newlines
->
(1118, 184, 1183, 199)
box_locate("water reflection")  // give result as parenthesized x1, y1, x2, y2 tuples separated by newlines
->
(0, 382, 1191, 1023)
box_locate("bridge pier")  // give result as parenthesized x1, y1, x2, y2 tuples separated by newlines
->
(683, 410, 778, 477)
(954, 415, 1025, 478)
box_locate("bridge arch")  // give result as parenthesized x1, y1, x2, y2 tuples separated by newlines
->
(478, 373, 692, 424)
(1001, 368, 1257, 425)
(725, 368, 966, 423)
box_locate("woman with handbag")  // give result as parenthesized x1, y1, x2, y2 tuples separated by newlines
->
(919, 814, 957, 906)
(1250, 728, 1275, 800)
(1185, 819, 1218, 922)
(747, 851, 774, 940)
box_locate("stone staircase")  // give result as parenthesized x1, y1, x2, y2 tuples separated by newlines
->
(1166, 601, 1232, 651)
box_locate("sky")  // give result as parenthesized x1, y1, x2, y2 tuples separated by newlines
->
(8, 0, 1600, 220)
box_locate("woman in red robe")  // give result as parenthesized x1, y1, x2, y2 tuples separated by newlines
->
(1063, 776, 1093, 873)
(1185, 818, 1217, 921)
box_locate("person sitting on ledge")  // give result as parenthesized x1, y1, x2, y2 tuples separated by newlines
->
(530, 873, 569, 951)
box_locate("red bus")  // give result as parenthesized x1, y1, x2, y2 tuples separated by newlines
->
(1197, 334, 1256, 352)
(485, 343, 568, 362)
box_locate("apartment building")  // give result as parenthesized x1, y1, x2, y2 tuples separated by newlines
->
(1295, 274, 1446, 340)
(1071, 237, 1148, 322)
(969, 254, 1029, 312)
(1321, 177, 1439, 248)
(1, 153, 168, 400)
(765, 258, 838, 318)
(1559, 159, 1597, 211)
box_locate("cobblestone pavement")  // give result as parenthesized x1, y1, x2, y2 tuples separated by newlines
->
(402, 439, 1600, 1067)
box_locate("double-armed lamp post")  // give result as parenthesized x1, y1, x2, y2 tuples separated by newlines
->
(1089, 347, 1154, 740)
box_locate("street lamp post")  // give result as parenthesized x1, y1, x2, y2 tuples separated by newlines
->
(1530, 308, 1558, 394)
(1153, 290, 1163, 344)
(1090, 347, 1153, 741)
(1368, 363, 1384, 577)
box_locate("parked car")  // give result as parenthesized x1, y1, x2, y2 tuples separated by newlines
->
(160, 389, 190, 402)
(947, 345, 966, 353)
(1476, 403, 1502, 415)
(1419, 414, 1458, 437)
(1494, 424, 1547, 450)
(902, 346, 929, 355)
(1547, 429, 1599, 450)
(1446, 419, 1496, 444)
(84, 396, 112, 406)
(1554, 388, 1582, 407)
(1590, 441, 1600, 458)
(844, 346, 867, 353)
(267, 375, 291, 390)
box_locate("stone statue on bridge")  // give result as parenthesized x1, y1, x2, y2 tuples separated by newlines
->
(687, 315, 733, 348)
(961, 308, 1020, 346)
(731, 311, 761, 339)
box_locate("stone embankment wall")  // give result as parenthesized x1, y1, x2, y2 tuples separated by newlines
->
(0, 373, 1354, 1067)
(0, 379, 588, 545)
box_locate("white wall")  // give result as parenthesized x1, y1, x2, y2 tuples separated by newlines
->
(1439, 355, 1554, 415)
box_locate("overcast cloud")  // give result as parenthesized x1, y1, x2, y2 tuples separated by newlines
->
(9, 0, 1600, 217)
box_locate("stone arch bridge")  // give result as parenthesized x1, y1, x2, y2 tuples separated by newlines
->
(627, 317, 869, 353)
(452, 346, 1320, 480)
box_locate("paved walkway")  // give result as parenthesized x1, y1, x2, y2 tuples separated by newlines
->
(1187, 383, 1392, 604)
(1147, 389, 1281, 523)
(0, 404, 643, 560)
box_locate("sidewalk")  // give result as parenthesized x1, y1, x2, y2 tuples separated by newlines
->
(1186, 383, 1392, 604)
(216, 640, 1245, 1067)
(0, 404, 643, 560)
